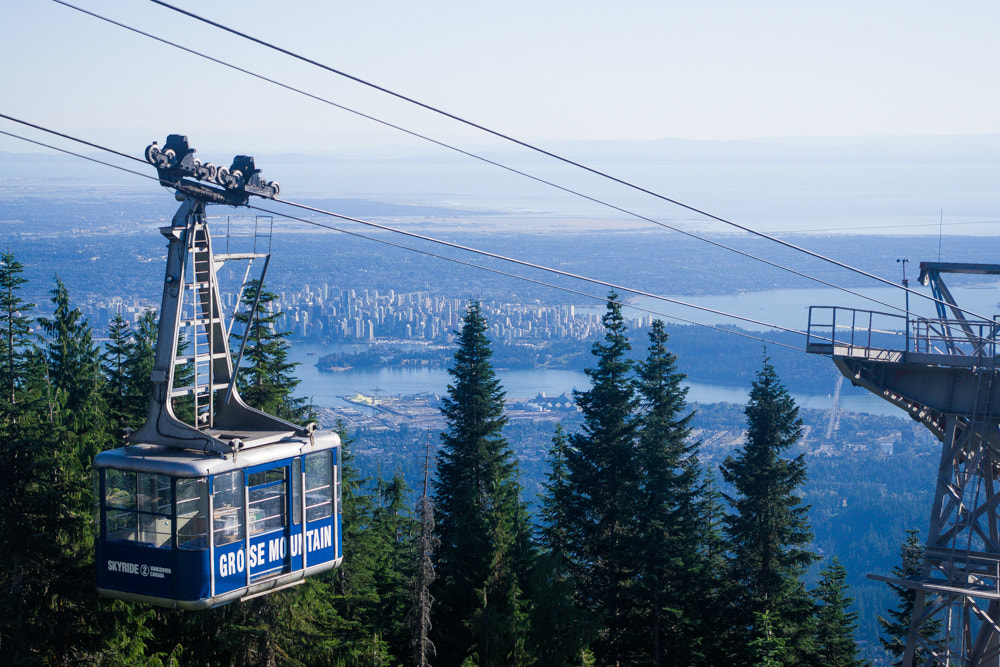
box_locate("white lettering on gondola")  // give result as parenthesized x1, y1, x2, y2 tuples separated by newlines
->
(269, 536, 286, 561)
(219, 549, 247, 577)
(106, 561, 172, 578)
(107, 560, 140, 574)
(306, 525, 332, 552)
(217, 525, 333, 579)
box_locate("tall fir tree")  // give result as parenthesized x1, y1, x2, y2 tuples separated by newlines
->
(560, 292, 643, 665)
(102, 311, 132, 427)
(720, 356, 818, 666)
(431, 300, 533, 667)
(122, 309, 157, 427)
(877, 529, 942, 666)
(230, 279, 311, 422)
(634, 318, 713, 666)
(366, 471, 419, 661)
(810, 558, 867, 667)
(38, 276, 111, 463)
(749, 610, 791, 667)
(0, 252, 35, 406)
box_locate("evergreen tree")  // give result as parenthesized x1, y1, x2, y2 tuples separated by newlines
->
(368, 471, 419, 661)
(38, 276, 111, 463)
(230, 279, 311, 422)
(0, 273, 109, 662)
(0, 252, 35, 405)
(633, 319, 712, 666)
(102, 309, 158, 431)
(102, 311, 132, 426)
(749, 610, 791, 667)
(559, 292, 643, 664)
(122, 310, 157, 427)
(431, 300, 533, 667)
(720, 357, 818, 666)
(810, 558, 867, 667)
(877, 529, 942, 665)
(695, 471, 733, 667)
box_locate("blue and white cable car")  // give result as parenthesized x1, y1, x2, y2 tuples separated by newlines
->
(93, 136, 342, 609)
(93, 435, 341, 609)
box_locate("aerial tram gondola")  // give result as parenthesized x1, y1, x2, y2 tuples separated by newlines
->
(93, 136, 342, 610)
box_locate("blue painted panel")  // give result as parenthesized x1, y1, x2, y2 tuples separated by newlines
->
(97, 540, 178, 599)
(304, 516, 336, 566)
(214, 540, 247, 595)
(247, 528, 290, 579)
(176, 549, 211, 601)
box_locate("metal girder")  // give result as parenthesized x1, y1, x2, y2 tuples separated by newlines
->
(810, 262, 1000, 666)
(836, 357, 1000, 420)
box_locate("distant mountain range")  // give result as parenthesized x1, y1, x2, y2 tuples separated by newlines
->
(4, 133, 1000, 223)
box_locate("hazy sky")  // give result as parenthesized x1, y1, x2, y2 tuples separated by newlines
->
(4, 0, 1000, 156)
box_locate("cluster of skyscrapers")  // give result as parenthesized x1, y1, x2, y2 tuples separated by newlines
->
(75, 284, 654, 345)
(273, 285, 623, 343)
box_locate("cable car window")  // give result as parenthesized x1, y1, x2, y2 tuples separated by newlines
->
(213, 470, 245, 546)
(105, 469, 137, 541)
(248, 468, 287, 536)
(104, 470, 172, 549)
(305, 451, 332, 522)
(291, 458, 302, 525)
(176, 477, 209, 550)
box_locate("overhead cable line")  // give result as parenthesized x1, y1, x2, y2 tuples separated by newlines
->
(5, 110, 996, 345)
(3, 107, 994, 336)
(139, 0, 957, 309)
(0, 112, 147, 165)
(49, 0, 910, 318)
(0, 120, 810, 349)
(249, 207, 806, 352)
(0, 128, 153, 180)
(261, 197, 810, 337)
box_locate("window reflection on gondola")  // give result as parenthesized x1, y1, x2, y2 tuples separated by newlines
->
(305, 451, 333, 522)
(212, 471, 244, 547)
(176, 478, 208, 551)
(104, 471, 172, 549)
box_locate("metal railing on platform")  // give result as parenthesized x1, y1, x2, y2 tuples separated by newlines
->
(806, 306, 1000, 362)
(806, 306, 908, 354)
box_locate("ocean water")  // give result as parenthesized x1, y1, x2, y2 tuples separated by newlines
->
(286, 342, 900, 417)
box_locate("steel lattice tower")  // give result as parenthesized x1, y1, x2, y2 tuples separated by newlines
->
(808, 262, 1000, 667)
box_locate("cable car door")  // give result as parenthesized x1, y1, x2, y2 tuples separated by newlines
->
(246, 462, 292, 581)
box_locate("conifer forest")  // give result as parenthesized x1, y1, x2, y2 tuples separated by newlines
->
(0, 250, 924, 666)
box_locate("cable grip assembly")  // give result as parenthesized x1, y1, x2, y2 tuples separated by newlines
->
(146, 134, 279, 205)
